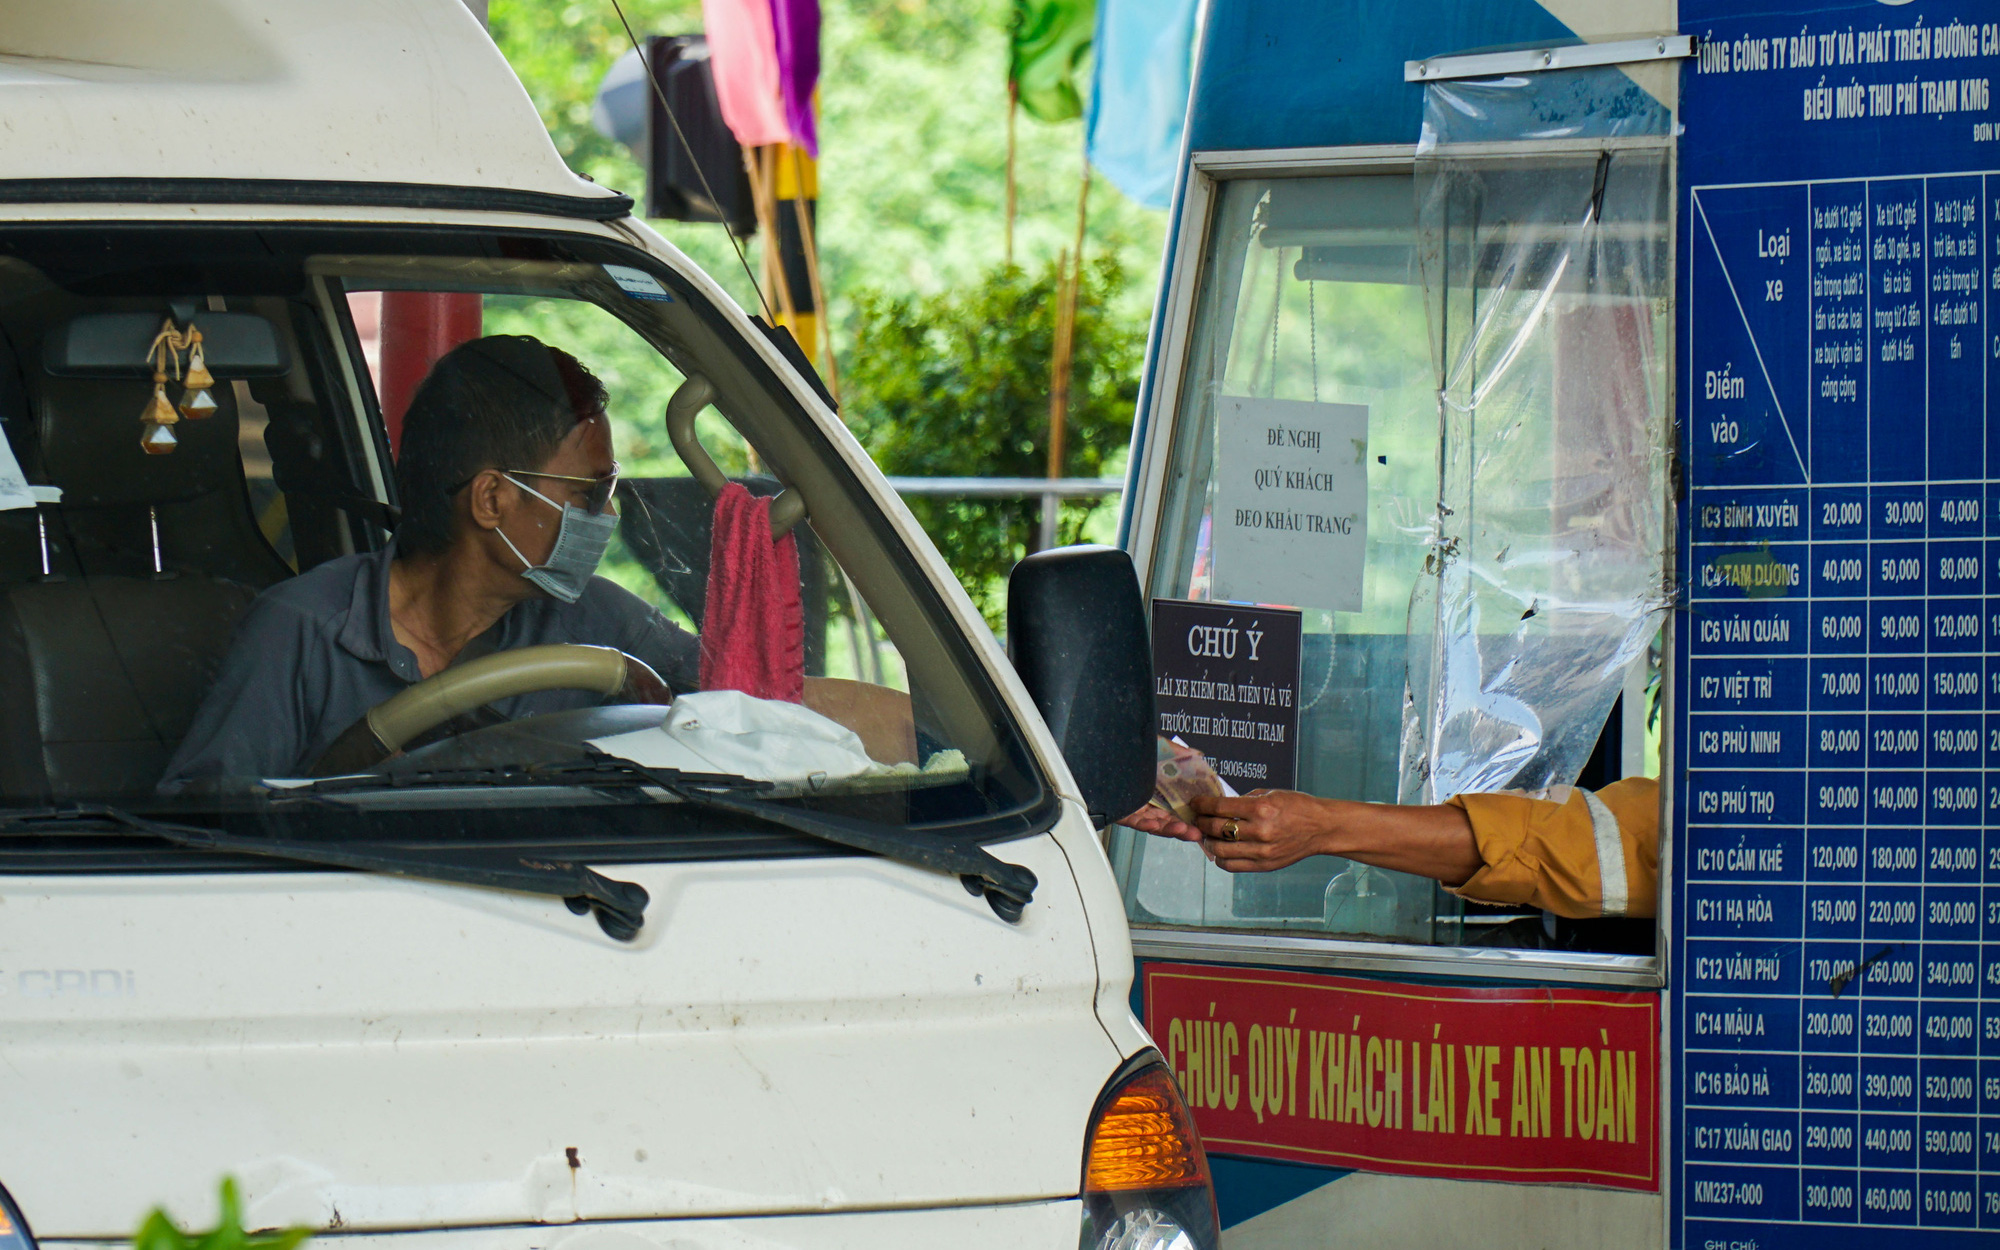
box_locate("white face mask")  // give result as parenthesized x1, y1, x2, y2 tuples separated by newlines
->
(494, 474, 616, 604)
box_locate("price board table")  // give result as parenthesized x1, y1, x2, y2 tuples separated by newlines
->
(1676, 4, 2000, 1246)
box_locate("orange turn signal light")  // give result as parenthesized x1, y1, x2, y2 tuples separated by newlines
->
(1084, 1063, 1212, 1193)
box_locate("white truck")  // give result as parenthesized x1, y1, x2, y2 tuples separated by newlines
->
(0, 4, 1208, 1249)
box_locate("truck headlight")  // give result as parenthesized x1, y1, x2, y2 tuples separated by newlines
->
(0, 1184, 38, 1250)
(1078, 1057, 1218, 1250)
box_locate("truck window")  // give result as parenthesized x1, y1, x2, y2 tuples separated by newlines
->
(0, 226, 1045, 859)
(1114, 159, 1668, 958)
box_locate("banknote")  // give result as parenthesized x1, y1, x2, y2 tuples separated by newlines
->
(1150, 736, 1224, 823)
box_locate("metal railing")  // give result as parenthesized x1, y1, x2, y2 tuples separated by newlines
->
(834, 477, 1126, 677)
(885, 476, 1124, 499)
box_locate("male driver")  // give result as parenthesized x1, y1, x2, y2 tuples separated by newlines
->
(163, 335, 698, 788)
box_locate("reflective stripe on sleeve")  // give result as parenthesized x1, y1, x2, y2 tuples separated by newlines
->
(1582, 788, 1628, 918)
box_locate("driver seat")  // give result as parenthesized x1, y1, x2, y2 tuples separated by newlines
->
(0, 366, 286, 800)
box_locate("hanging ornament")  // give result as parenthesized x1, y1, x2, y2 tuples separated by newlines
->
(139, 316, 184, 455)
(140, 371, 180, 454)
(178, 326, 217, 419)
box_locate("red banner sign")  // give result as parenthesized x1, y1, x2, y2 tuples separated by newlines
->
(1143, 963, 1659, 1191)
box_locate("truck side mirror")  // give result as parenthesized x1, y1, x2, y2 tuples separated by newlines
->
(1006, 545, 1155, 828)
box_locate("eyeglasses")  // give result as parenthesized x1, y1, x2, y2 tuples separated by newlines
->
(453, 465, 621, 515)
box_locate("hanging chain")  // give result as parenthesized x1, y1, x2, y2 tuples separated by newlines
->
(1308, 277, 1318, 402)
(1268, 246, 1284, 397)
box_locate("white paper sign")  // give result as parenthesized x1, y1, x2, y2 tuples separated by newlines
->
(1213, 396, 1368, 612)
(0, 427, 34, 511)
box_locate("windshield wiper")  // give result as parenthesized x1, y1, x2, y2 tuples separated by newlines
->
(564, 756, 1042, 921)
(652, 777, 1039, 922)
(298, 752, 1048, 916)
(0, 805, 650, 941)
(293, 759, 771, 796)
(258, 755, 1037, 921)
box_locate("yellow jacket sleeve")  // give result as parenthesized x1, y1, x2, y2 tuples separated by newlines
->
(1443, 777, 1659, 920)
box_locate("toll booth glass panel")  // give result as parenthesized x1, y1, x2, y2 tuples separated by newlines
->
(1111, 165, 1668, 950)
(1112, 173, 1465, 943)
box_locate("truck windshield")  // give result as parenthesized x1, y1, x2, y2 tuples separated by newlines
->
(0, 225, 1047, 854)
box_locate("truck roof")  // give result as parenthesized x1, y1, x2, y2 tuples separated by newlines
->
(0, 0, 625, 216)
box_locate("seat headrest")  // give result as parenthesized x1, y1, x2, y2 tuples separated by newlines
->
(37, 376, 242, 508)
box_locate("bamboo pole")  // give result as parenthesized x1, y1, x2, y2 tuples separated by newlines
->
(1000, 84, 1016, 270)
(1044, 248, 1077, 477)
(1067, 136, 1092, 287)
(744, 146, 800, 335)
(1038, 147, 1091, 550)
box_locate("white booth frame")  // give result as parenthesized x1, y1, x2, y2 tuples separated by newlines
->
(1120, 141, 1681, 991)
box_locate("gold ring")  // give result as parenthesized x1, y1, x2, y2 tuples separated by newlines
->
(1218, 818, 1241, 842)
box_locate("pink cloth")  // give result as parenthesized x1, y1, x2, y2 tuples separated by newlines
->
(699, 483, 805, 702)
(701, 0, 792, 148)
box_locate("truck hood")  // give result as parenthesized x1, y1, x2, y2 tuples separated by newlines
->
(0, 830, 1117, 1237)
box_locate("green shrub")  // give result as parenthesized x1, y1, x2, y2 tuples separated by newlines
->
(842, 255, 1141, 625)
(134, 1179, 309, 1250)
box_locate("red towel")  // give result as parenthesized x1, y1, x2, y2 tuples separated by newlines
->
(699, 482, 805, 702)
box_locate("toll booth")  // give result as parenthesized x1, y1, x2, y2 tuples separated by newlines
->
(1112, 1, 2000, 1245)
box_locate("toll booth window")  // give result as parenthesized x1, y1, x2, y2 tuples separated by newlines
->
(1111, 161, 1669, 950)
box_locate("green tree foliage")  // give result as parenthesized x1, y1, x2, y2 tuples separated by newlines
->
(488, 0, 1167, 328)
(488, 0, 755, 310)
(487, 0, 1162, 619)
(844, 255, 1140, 624)
(489, 0, 687, 178)
(133, 1179, 309, 1250)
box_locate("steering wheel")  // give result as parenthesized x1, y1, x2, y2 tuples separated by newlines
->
(309, 644, 669, 776)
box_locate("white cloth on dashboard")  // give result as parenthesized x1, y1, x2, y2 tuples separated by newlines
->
(589, 688, 889, 785)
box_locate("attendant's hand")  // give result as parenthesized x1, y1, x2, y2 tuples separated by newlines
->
(1191, 790, 1334, 873)
(1119, 803, 1204, 843)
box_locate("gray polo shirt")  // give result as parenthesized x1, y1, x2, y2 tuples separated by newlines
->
(162, 543, 700, 788)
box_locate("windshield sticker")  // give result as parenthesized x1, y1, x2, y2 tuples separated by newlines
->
(1212, 397, 1367, 612)
(602, 264, 675, 302)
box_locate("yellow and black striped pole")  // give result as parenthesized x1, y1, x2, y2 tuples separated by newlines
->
(773, 144, 822, 371)
(744, 140, 837, 398)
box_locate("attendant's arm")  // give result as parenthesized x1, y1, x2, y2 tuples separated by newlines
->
(1121, 776, 1660, 920)
(1447, 777, 1659, 918)
(1131, 791, 1483, 884)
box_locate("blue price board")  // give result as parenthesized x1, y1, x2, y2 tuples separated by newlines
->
(1676, 4, 2000, 1246)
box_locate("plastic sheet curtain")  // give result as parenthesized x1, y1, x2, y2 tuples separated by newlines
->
(1402, 68, 1674, 803)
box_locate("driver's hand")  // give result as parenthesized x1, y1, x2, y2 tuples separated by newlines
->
(1119, 803, 1203, 842)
